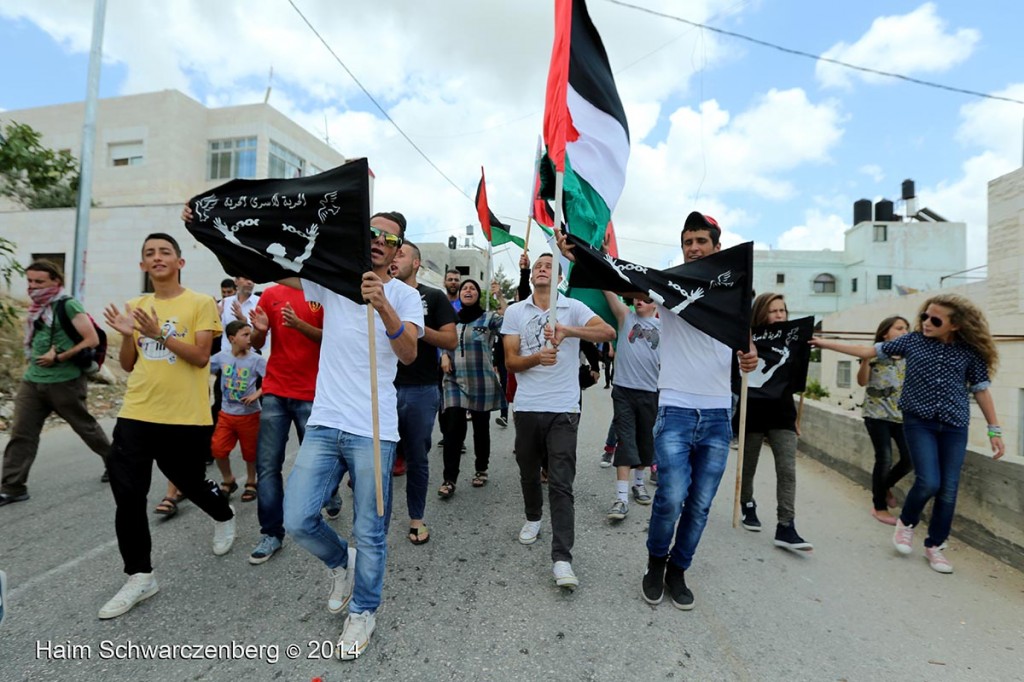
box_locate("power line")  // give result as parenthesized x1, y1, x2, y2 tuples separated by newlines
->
(604, 0, 1024, 106)
(286, 0, 473, 202)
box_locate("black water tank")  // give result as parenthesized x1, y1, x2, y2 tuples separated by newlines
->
(901, 179, 915, 200)
(853, 199, 872, 225)
(875, 199, 895, 221)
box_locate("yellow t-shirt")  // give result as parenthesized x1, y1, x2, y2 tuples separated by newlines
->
(118, 288, 222, 426)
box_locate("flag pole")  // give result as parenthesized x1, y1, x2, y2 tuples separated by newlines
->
(732, 372, 749, 528)
(485, 241, 493, 312)
(547, 171, 564, 333)
(367, 306, 384, 516)
(523, 215, 534, 252)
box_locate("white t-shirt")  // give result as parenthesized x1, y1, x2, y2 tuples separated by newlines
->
(657, 304, 732, 409)
(301, 278, 424, 441)
(501, 294, 598, 413)
(220, 293, 261, 349)
(614, 310, 661, 393)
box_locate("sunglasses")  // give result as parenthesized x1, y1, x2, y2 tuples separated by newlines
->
(919, 312, 944, 328)
(369, 226, 404, 248)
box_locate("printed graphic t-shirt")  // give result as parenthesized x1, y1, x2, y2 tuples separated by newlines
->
(613, 310, 661, 393)
(118, 288, 222, 426)
(211, 349, 268, 416)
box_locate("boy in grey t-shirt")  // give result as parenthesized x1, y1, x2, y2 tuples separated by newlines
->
(210, 320, 267, 501)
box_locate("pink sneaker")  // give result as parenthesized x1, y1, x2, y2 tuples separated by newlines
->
(893, 519, 914, 555)
(925, 545, 953, 573)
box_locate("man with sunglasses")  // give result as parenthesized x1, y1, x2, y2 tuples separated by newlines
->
(1, 260, 111, 507)
(279, 211, 423, 661)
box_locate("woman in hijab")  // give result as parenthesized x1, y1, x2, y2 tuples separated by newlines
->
(437, 279, 504, 499)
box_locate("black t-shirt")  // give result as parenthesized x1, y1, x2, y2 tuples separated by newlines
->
(395, 283, 457, 386)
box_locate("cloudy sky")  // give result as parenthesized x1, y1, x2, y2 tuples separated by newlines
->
(1, 0, 1021, 275)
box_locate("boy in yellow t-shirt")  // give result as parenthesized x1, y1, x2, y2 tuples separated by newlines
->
(97, 232, 236, 620)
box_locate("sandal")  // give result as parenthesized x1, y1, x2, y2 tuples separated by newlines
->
(241, 483, 257, 503)
(437, 480, 456, 499)
(471, 471, 488, 487)
(153, 496, 179, 517)
(220, 480, 238, 498)
(408, 525, 430, 545)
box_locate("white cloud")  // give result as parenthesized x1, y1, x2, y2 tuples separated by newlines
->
(776, 209, 847, 250)
(816, 3, 979, 89)
(859, 164, 884, 182)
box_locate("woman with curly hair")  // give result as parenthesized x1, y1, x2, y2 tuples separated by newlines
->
(858, 315, 912, 526)
(812, 294, 1004, 573)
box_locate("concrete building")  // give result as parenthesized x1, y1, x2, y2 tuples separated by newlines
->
(0, 90, 366, 309)
(753, 182, 966, 321)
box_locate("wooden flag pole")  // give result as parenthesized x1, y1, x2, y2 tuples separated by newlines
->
(523, 215, 534, 252)
(732, 372, 750, 528)
(367, 306, 384, 516)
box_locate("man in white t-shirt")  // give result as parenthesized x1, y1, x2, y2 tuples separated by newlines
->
(557, 213, 757, 611)
(501, 254, 615, 590)
(280, 211, 423, 660)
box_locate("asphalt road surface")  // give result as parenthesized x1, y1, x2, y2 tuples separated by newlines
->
(2, 388, 1022, 681)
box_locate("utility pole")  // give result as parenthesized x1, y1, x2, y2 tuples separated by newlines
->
(72, 0, 107, 302)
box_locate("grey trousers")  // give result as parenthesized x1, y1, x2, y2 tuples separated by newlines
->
(740, 429, 797, 525)
(514, 411, 579, 563)
(2, 376, 110, 496)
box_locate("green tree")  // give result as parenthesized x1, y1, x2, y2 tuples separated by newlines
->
(0, 237, 25, 330)
(0, 121, 80, 209)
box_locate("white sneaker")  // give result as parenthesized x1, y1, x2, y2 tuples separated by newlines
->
(925, 545, 954, 574)
(212, 505, 236, 556)
(337, 610, 375, 660)
(98, 573, 159, 619)
(327, 547, 357, 613)
(893, 518, 914, 555)
(518, 520, 542, 545)
(553, 561, 579, 590)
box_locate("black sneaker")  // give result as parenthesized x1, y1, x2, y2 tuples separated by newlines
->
(664, 562, 694, 610)
(741, 500, 761, 532)
(774, 522, 813, 551)
(641, 555, 667, 605)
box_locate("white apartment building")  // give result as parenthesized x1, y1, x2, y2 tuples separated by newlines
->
(0, 89, 357, 309)
(753, 183, 967, 321)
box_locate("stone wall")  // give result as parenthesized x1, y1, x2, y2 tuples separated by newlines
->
(798, 400, 1024, 572)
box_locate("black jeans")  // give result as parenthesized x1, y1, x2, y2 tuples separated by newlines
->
(441, 408, 491, 482)
(514, 412, 579, 563)
(863, 417, 913, 511)
(108, 418, 233, 575)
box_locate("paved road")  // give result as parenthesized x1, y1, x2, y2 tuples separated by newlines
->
(1, 388, 1023, 681)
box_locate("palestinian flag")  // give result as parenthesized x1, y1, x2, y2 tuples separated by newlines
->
(542, 0, 629, 327)
(476, 167, 525, 248)
(529, 136, 555, 228)
(542, 0, 630, 247)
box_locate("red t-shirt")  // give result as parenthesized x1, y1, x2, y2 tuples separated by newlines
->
(259, 284, 323, 401)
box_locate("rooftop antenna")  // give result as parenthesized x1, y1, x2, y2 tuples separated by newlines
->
(263, 66, 273, 104)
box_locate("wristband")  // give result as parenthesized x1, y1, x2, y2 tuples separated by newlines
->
(987, 425, 1002, 438)
(386, 322, 405, 340)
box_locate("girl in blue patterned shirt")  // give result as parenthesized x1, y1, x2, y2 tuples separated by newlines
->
(812, 294, 1004, 574)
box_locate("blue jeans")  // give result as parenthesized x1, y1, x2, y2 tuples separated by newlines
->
(283, 425, 396, 614)
(646, 406, 732, 570)
(899, 413, 968, 547)
(396, 384, 439, 521)
(255, 394, 313, 540)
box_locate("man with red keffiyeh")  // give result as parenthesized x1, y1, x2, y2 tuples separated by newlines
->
(1, 260, 110, 506)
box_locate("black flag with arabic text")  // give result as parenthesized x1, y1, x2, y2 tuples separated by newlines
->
(185, 158, 371, 304)
(564, 232, 753, 351)
(746, 317, 815, 400)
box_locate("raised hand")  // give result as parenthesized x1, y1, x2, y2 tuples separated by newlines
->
(249, 306, 269, 333)
(132, 306, 164, 340)
(281, 303, 300, 328)
(104, 303, 136, 337)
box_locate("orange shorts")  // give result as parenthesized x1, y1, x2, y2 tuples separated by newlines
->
(211, 411, 260, 462)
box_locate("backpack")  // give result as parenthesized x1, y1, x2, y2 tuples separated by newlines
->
(53, 297, 107, 374)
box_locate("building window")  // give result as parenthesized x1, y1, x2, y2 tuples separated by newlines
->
(813, 273, 837, 294)
(776, 273, 785, 285)
(851, 278, 858, 293)
(309, 163, 324, 176)
(269, 140, 306, 179)
(208, 137, 257, 180)
(873, 224, 888, 242)
(877, 275, 893, 290)
(31, 252, 66, 275)
(109, 141, 143, 167)
(837, 360, 851, 388)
